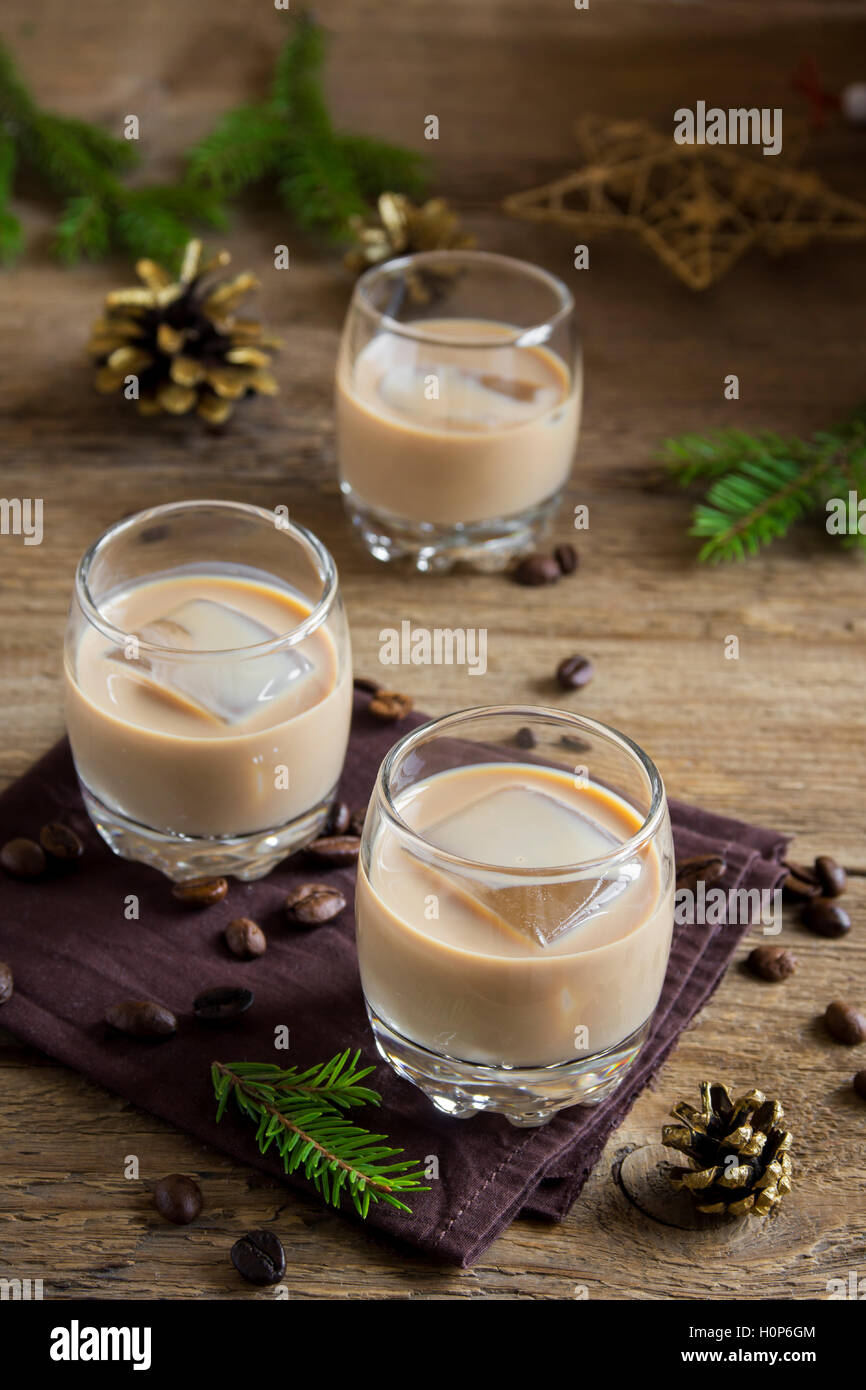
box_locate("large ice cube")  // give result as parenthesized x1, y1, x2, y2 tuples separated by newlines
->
(377, 364, 558, 431)
(109, 597, 313, 723)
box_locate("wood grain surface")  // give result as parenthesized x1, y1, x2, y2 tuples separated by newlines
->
(0, 0, 864, 1300)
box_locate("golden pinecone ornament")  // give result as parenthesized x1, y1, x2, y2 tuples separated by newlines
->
(88, 240, 280, 424)
(344, 193, 475, 302)
(662, 1082, 793, 1217)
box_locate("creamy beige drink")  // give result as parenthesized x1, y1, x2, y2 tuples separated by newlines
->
(356, 762, 673, 1069)
(336, 318, 580, 527)
(65, 571, 352, 840)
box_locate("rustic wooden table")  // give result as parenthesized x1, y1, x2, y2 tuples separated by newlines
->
(1, 0, 864, 1300)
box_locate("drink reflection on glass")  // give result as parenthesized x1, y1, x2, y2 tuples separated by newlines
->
(336, 250, 581, 572)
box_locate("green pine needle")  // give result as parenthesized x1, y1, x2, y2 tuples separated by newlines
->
(212, 1051, 430, 1218)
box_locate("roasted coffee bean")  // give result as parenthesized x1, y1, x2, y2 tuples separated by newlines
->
(1, 837, 45, 879)
(154, 1173, 203, 1225)
(782, 861, 821, 901)
(747, 945, 798, 982)
(193, 985, 254, 1024)
(171, 877, 228, 908)
(556, 654, 594, 690)
(513, 554, 559, 587)
(675, 853, 726, 894)
(285, 883, 346, 926)
(368, 690, 413, 722)
(140, 524, 169, 544)
(559, 733, 592, 754)
(106, 999, 177, 1038)
(802, 897, 851, 939)
(554, 543, 578, 575)
(230, 1229, 286, 1286)
(514, 726, 536, 749)
(326, 801, 351, 835)
(814, 855, 847, 898)
(39, 821, 84, 861)
(224, 917, 267, 959)
(307, 835, 361, 866)
(824, 1000, 866, 1046)
(353, 675, 381, 695)
(853, 1070, 866, 1102)
(0, 962, 13, 1005)
(349, 807, 367, 837)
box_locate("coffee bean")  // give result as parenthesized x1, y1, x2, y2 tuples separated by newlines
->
(514, 554, 559, 586)
(349, 807, 367, 837)
(326, 801, 351, 835)
(1, 837, 45, 879)
(675, 853, 726, 894)
(140, 524, 169, 544)
(171, 877, 228, 908)
(747, 945, 798, 982)
(368, 690, 413, 722)
(307, 835, 361, 867)
(225, 917, 267, 959)
(824, 1000, 866, 1045)
(353, 676, 381, 695)
(853, 1070, 866, 1102)
(39, 822, 84, 861)
(556, 655, 594, 690)
(554, 543, 578, 575)
(106, 999, 177, 1038)
(559, 733, 592, 754)
(285, 883, 346, 926)
(514, 726, 536, 749)
(154, 1174, 203, 1225)
(814, 855, 847, 898)
(782, 861, 821, 901)
(230, 1229, 286, 1286)
(0, 962, 13, 1005)
(802, 898, 851, 939)
(193, 985, 254, 1024)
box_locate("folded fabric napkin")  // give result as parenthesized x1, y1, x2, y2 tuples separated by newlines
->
(0, 693, 788, 1266)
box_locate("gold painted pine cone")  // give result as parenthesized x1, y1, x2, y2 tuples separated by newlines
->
(88, 239, 280, 424)
(662, 1081, 793, 1217)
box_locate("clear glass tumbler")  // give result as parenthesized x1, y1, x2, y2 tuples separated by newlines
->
(64, 500, 352, 881)
(355, 706, 674, 1125)
(336, 250, 580, 572)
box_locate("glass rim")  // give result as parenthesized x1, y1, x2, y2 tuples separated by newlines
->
(73, 499, 340, 660)
(375, 704, 667, 878)
(354, 249, 575, 349)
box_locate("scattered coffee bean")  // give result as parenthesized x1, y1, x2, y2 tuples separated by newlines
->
(106, 999, 177, 1038)
(326, 801, 351, 835)
(514, 726, 536, 749)
(1, 837, 45, 879)
(154, 1173, 203, 1225)
(231, 1229, 286, 1286)
(747, 945, 798, 982)
(353, 676, 381, 695)
(513, 554, 559, 587)
(225, 917, 267, 959)
(802, 898, 851, 939)
(368, 690, 413, 722)
(814, 855, 847, 898)
(140, 524, 169, 544)
(193, 985, 254, 1024)
(307, 835, 361, 866)
(171, 877, 228, 909)
(0, 962, 13, 1005)
(675, 853, 726, 894)
(853, 1070, 866, 1102)
(349, 806, 367, 837)
(782, 861, 821, 901)
(554, 543, 578, 575)
(824, 1000, 866, 1046)
(559, 733, 592, 754)
(39, 821, 84, 861)
(556, 654, 594, 691)
(285, 883, 346, 926)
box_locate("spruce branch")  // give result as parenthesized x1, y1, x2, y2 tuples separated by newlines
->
(212, 1052, 430, 1218)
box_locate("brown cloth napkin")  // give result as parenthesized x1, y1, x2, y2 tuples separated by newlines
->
(0, 694, 789, 1266)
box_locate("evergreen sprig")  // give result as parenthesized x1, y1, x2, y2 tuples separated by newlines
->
(186, 10, 428, 241)
(661, 407, 866, 562)
(212, 1052, 429, 1219)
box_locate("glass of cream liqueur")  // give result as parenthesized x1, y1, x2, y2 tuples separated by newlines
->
(65, 501, 352, 882)
(336, 250, 580, 572)
(356, 707, 675, 1126)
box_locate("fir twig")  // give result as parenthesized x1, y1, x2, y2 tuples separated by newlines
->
(212, 1052, 430, 1218)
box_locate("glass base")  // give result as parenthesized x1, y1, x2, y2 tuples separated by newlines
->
(79, 782, 335, 883)
(340, 483, 562, 574)
(367, 1008, 652, 1127)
